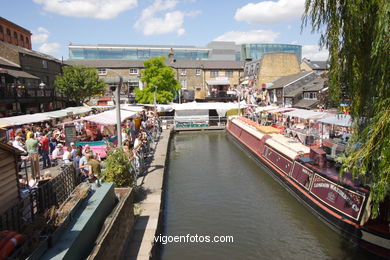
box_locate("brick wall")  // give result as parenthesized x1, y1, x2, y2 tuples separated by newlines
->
(257, 53, 300, 85)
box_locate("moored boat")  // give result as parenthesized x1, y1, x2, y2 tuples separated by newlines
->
(226, 116, 390, 258)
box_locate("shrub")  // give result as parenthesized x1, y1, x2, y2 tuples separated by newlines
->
(103, 148, 134, 187)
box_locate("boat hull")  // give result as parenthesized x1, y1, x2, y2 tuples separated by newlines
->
(226, 120, 390, 258)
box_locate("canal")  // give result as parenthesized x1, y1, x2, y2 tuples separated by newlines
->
(161, 132, 377, 260)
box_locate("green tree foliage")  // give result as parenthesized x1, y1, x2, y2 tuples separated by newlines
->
(303, 0, 390, 218)
(135, 57, 181, 104)
(55, 65, 107, 105)
(103, 148, 134, 187)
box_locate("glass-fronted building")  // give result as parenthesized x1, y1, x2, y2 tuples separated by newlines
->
(240, 44, 302, 61)
(68, 44, 210, 60)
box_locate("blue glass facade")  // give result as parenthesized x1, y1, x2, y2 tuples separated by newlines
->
(69, 46, 210, 60)
(240, 44, 302, 61)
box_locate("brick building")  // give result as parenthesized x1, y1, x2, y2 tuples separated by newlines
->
(65, 59, 244, 103)
(0, 17, 31, 50)
(0, 41, 65, 116)
(243, 52, 301, 89)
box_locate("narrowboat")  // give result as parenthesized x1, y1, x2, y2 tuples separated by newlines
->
(226, 116, 390, 258)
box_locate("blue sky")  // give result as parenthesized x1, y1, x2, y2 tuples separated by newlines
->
(2, 0, 328, 60)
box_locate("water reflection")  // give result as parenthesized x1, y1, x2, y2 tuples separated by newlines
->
(161, 132, 378, 260)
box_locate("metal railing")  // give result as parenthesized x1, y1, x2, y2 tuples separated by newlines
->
(0, 165, 80, 233)
(160, 116, 227, 129)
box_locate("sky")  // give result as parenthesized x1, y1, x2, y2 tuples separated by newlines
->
(2, 0, 329, 61)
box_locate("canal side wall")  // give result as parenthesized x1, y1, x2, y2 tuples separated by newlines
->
(123, 129, 172, 260)
(87, 188, 134, 260)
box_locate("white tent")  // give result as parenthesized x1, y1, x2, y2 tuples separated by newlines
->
(80, 109, 137, 125)
(317, 114, 352, 127)
(283, 109, 329, 120)
(173, 102, 244, 117)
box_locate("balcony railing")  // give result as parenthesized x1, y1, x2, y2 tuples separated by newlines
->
(0, 86, 54, 100)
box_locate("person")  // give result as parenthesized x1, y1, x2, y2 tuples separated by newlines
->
(128, 118, 136, 140)
(40, 132, 51, 169)
(122, 128, 128, 144)
(79, 151, 89, 176)
(62, 146, 72, 164)
(52, 144, 64, 164)
(12, 136, 27, 154)
(73, 148, 84, 181)
(86, 153, 101, 182)
(26, 127, 34, 140)
(70, 142, 77, 159)
(26, 135, 40, 179)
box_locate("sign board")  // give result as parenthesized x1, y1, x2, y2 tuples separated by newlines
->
(64, 125, 76, 147)
(310, 174, 366, 220)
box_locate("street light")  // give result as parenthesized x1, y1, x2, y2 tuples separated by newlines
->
(107, 69, 123, 147)
(154, 85, 157, 115)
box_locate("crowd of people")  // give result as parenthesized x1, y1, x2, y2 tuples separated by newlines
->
(1, 108, 161, 186)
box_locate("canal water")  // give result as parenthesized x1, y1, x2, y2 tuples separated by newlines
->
(161, 132, 378, 260)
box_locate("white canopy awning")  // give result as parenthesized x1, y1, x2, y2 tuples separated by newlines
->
(206, 80, 231, 85)
(317, 114, 352, 127)
(283, 109, 329, 120)
(80, 109, 137, 125)
(255, 105, 279, 113)
(241, 80, 249, 85)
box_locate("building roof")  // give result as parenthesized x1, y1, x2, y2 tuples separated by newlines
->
(267, 71, 314, 90)
(0, 56, 20, 68)
(0, 68, 40, 79)
(293, 99, 320, 109)
(302, 59, 329, 70)
(64, 59, 245, 70)
(172, 60, 244, 69)
(0, 41, 61, 62)
(0, 142, 22, 155)
(284, 77, 327, 98)
(0, 17, 31, 35)
(64, 59, 145, 68)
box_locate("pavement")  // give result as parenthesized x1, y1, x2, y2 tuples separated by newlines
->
(122, 129, 171, 260)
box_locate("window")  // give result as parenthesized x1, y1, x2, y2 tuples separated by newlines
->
(180, 79, 187, 89)
(128, 80, 139, 93)
(20, 34, 24, 42)
(13, 31, 18, 40)
(210, 71, 218, 77)
(26, 37, 29, 46)
(304, 92, 317, 100)
(129, 68, 138, 74)
(6, 28, 11, 36)
(98, 68, 107, 75)
(225, 71, 233, 78)
(0, 25, 3, 34)
(196, 69, 201, 76)
(42, 60, 48, 69)
(180, 69, 186, 76)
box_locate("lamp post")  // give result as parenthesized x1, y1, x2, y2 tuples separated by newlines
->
(107, 69, 123, 147)
(154, 85, 157, 115)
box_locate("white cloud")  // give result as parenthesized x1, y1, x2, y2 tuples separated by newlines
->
(134, 0, 199, 36)
(31, 27, 61, 55)
(38, 42, 61, 55)
(33, 0, 138, 19)
(214, 30, 280, 44)
(235, 0, 305, 25)
(302, 45, 329, 61)
(31, 27, 49, 44)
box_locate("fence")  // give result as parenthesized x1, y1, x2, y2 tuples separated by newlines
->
(160, 116, 227, 129)
(0, 165, 80, 233)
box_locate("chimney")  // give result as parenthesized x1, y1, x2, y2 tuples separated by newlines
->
(168, 48, 174, 64)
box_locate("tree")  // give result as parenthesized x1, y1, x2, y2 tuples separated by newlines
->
(303, 0, 390, 218)
(135, 57, 181, 104)
(55, 65, 107, 105)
